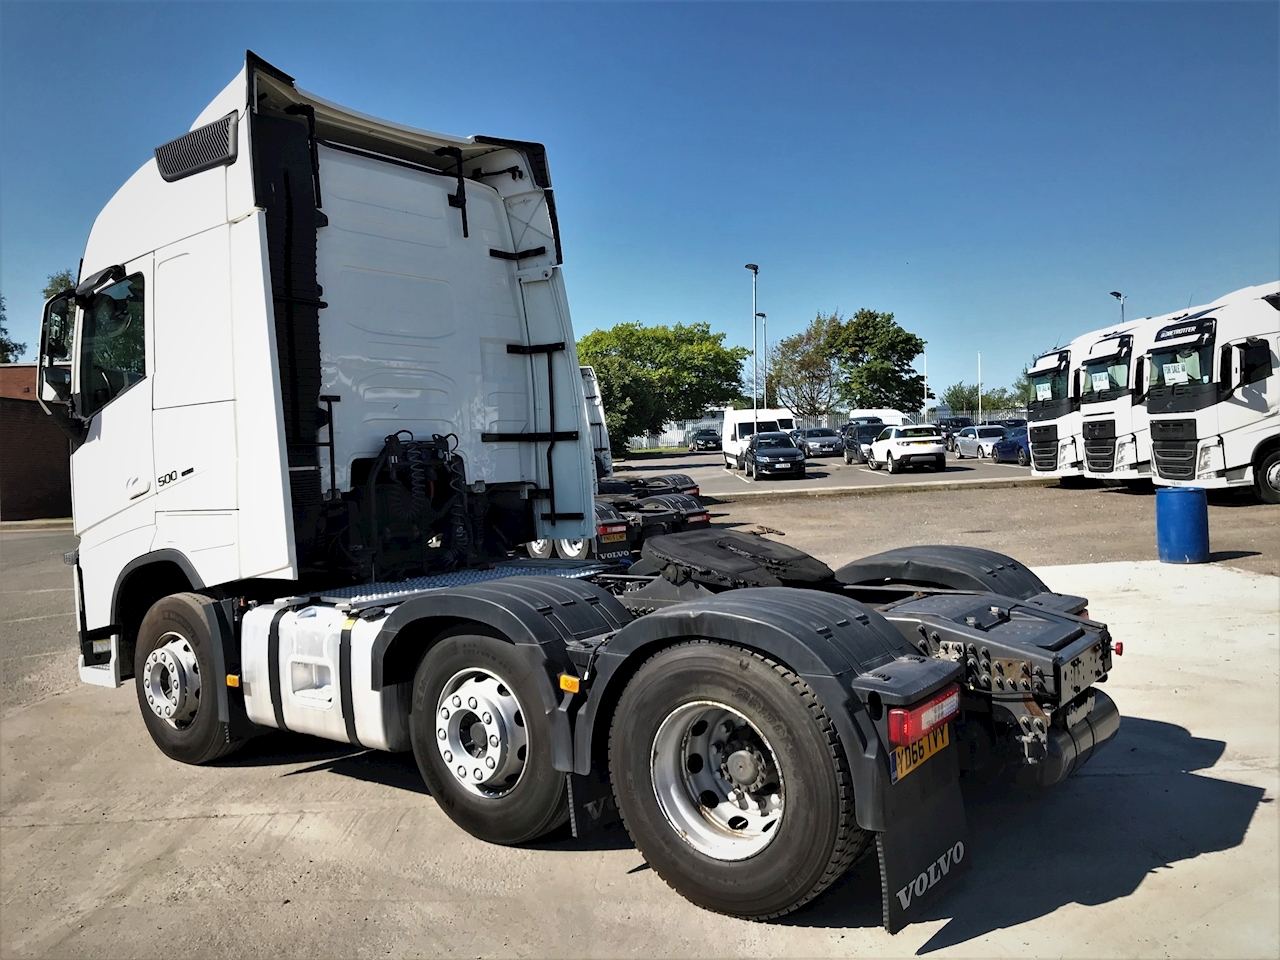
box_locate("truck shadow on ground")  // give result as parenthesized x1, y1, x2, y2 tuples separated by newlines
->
(220, 733, 431, 795)
(783, 715, 1268, 952)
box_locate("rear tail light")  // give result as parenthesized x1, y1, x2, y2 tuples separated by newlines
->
(597, 523, 628, 536)
(683, 486, 700, 496)
(888, 684, 960, 746)
(687, 513, 711, 523)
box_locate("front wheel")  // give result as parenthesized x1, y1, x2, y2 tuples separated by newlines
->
(134, 592, 243, 765)
(1017, 448, 1029, 467)
(409, 632, 568, 844)
(1256, 448, 1280, 504)
(609, 642, 869, 919)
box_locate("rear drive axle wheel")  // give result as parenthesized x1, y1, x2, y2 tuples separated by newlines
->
(609, 641, 869, 919)
(410, 632, 567, 844)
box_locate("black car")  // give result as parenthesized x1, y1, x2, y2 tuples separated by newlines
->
(840, 422, 883, 463)
(937, 416, 975, 451)
(688, 428, 722, 451)
(744, 432, 807, 480)
(796, 427, 845, 457)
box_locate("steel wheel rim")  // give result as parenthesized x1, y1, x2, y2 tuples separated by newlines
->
(435, 668, 528, 798)
(142, 631, 201, 728)
(1266, 460, 1280, 494)
(650, 699, 785, 861)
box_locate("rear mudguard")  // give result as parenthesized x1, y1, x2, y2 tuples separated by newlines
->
(575, 586, 970, 931)
(366, 576, 632, 772)
(835, 545, 1051, 600)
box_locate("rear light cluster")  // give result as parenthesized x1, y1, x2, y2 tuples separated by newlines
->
(688, 513, 711, 523)
(597, 523, 628, 537)
(683, 487, 700, 496)
(887, 684, 960, 746)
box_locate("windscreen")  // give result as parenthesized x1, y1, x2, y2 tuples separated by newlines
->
(1031, 364, 1070, 402)
(1081, 355, 1130, 398)
(806, 428, 837, 437)
(756, 433, 796, 449)
(1149, 344, 1214, 387)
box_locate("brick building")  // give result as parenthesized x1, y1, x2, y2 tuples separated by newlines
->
(0, 363, 73, 520)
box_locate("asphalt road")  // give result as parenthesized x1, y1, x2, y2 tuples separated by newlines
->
(2, 489, 1278, 958)
(616, 448, 1033, 499)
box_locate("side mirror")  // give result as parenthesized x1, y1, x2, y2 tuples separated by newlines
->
(37, 292, 87, 445)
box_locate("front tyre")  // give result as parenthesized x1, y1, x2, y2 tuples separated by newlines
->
(609, 642, 869, 919)
(134, 592, 243, 765)
(1017, 447, 1029, 467)
(409, 632, 568, 844)
(1256, 448, 1280, 504)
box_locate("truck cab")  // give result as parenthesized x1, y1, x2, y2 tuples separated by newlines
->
(1078, 322, 1148, 482)
(36, 53, 595, 687)
(1027, 330, 1100, 482)
(1146, 283, 1280, 501)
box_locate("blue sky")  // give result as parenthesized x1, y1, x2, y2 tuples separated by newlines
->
(2, 2, 1276, 397)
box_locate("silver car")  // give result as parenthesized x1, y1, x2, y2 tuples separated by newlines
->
(954, 425, 1007, 458)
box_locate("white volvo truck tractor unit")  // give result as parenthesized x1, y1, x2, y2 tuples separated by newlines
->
(1027, 329, 1102, 484)
(1078, 320, 1150, 483)
(36, 53, 1123, 933)
(1145, 282, 1280, 502)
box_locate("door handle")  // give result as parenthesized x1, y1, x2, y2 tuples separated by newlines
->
(126, 476, 151, 500)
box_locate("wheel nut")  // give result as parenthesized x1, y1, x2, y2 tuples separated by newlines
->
(482, 712, 492, 724)
(452, 696, 462, 708)
(437, 729, 446, 740)
(485, 757, 496, 769)
(468, 697, 478, 709)
(489, 735, 499, 747)
(440, 707, 449, 719)
(443, 751, 453, 763)
(474, 768, 483, 780)
(457, 765, 466, 777)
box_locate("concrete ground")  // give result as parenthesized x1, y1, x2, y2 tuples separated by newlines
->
(2, 490, 1278, 958)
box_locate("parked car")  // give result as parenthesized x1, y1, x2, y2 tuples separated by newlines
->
(840, 422, 883, 463)
(744, 432, 807, 480)
(991, 425, 1031, 466)
(842, 415, 884, 429)
(797, 427, 844, 457)
(937, 416, 975, 451)
(954, 425, 1007, 459)
(868, 425, 947, 473)
(688, 428, 722, 451)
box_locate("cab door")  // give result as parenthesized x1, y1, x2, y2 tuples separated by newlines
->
(70, 257, 156, 545)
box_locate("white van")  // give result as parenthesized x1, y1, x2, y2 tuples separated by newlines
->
(721, 406, 796, 469)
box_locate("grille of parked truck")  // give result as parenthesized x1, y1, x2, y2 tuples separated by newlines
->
(35, 53, 1125, 934)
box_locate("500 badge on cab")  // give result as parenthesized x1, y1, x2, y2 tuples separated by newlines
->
(157, 470, 179, 487)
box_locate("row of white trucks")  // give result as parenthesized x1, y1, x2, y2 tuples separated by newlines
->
(38, 53, 1128, 933)
(1027, 283, 1280, 502)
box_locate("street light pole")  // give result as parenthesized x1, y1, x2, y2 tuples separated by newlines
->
(745, 264, 759, 433)
(756, 312, 767, 407)
(1110, 291, 1126, 325)
(978, 351, 982, 423)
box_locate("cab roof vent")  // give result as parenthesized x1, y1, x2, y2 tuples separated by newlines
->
(155, 112, 238, 183)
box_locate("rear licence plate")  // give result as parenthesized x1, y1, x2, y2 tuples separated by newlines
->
(600, 533, 627, 543)
(890, 725, 949, 784)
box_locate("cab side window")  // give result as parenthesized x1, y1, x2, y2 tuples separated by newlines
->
(79, 274, 146, 418)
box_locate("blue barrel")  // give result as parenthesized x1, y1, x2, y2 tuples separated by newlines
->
(1156, 486, 1210, 563)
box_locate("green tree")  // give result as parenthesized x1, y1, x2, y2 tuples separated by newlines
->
(43, 269, 75, 300)
(941, 381, 980, 413)
(768, 313, 843, 417)
(578, 322, 749, 452)
(0, 295, 26, 362)
(829, 309, 927, 412)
